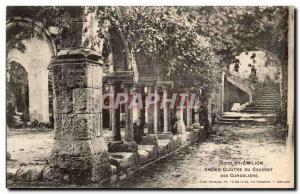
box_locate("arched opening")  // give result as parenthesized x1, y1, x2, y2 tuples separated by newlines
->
(109, 29, 130, 71)
(6, 18, 57, 125)
(6, 61, 29, 127)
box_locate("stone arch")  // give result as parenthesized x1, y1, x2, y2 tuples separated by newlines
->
(6, 17, 57, 123)
(6, 17, 57, 56)
(7, 61, 29, 124)
(109, 28, 130, 71)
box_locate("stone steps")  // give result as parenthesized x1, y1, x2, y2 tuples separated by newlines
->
(243, 106, 279, 110)
(218, 85, 280, 125)
(254, 98, 281, 101)
(250, 104, 281, 107)
(254, 98, 281, 102)
(242, 109, 277, 113)
(217, 112, 276, 124)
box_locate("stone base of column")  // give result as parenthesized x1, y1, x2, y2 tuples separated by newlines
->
(46, 151, 112, 184)
(139, 134, 158, 145)
(107, 141, 138, 152)
(157, 132, 173, 140)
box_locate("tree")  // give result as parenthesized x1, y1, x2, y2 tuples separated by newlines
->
(94, 6, 288, 97)
(7, 6, 289, 102)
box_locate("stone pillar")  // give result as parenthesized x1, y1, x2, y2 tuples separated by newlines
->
(194, 96, 200, 123)
(28, 69, 50, 123)
(153, 86, 159, 134)
(186, 94, 193, 126)
(125, 84, 134, 141)
(111, 84, 121, 141)
(50, 50, 111, 184)
(163, 87, 169, 133)
(176, 108, 186, 134)
(140, 87, 146, 136)
(147, 87, 155, 134)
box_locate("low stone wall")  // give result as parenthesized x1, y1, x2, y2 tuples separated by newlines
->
(7, 126, 208, 188)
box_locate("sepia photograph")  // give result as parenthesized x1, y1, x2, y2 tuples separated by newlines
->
(5, 4, 295, 189)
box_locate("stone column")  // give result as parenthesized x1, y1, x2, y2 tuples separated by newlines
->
(176, 108, 186, 134)
(163, 87, 169, 133)
(111, 84, 121, 141)
(140, 87, 146, 136)
(193, 96, 200, 123)
(153, 86, 159, 134)
(147, 87, 155, 134)
(50, 50, 111, 184)
(125, 84, 134, 141)
(186, 94, 193, 126)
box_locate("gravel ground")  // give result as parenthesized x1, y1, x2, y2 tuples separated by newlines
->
(114, 124, 293, 188)
(6, 124, 294, 189)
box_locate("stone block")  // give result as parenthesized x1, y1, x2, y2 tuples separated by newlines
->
(51, 139, 77, 156)
(72, 114, 93, 140)
(139, 134, 158, 145)
(91, 136, 109, 153)
(157, 139, 171, 156)
(53, 114, 63, 139)
(186, 132, 192, 142)
(173, 135, 182, 148)
(73, 88, 102, 113)
(53, 66, 66, 89)
(137, 149, 150, 164)
(53, 113, 102, 141)
(87, 65, 103, 89)
(138, 145, 157, 160)
(157, 133, 173, 140)
(16, 165, 46, 182)
(108, 152, 137, 170)
(108, 141, 138, 152)
(54, 64, 103, 90)
(65, 65, 87, 89)
(168, 139, 176, 151)
(51, 137, 107, 156)
(49, 152, 110, 171)
(55, 89, 73, 113)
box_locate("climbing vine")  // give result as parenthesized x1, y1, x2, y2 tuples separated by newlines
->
(7, 6, 289, 100)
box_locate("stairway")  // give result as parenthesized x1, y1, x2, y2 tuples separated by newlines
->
(217, 86, 281, 125)
(242, 87, 281, 113)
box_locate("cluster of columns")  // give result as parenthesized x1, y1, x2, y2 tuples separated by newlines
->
(107, 81, 201, 143)
(108, 83, 174, 142)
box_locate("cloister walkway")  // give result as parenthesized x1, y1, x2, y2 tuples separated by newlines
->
(112, 123, 292, 188)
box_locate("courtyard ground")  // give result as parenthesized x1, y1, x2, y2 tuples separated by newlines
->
(113, 124, 293, 188)
(7, 123, 294, 188)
